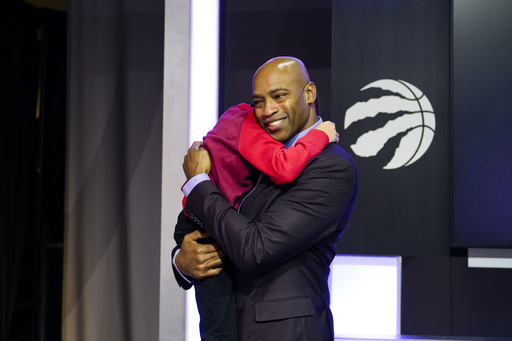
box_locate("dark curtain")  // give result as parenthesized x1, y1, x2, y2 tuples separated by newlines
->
(63, 0, 164, 339)
(1, 2, 67, 340)
(0, 1, 41, 340)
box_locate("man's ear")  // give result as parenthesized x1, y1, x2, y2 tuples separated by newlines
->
(304, 82, 317, 104)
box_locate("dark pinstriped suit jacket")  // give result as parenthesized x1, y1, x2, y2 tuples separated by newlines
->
(182, 143, 358, 341)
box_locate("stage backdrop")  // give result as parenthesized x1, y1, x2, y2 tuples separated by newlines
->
(452, 0, 512, 248)
(219, 0, 332, 117)
(331, 0, 451, 256)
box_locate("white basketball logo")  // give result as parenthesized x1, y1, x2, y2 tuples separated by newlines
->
(344, 79, 435, 169)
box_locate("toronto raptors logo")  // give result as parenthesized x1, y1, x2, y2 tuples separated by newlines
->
(344, 79, 435, 170)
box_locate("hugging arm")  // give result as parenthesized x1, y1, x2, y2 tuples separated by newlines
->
(172, 211, 225, 286)
(239, 112, 333, 184)
(184, 147, 357, 275)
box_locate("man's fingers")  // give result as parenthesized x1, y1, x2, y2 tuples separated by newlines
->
(182, 142, 211, 179)
(191, 141, 203, 150)
(204, 267, 223, 277)
(212, 245, 225, 258)
(195, 244, 225, 263)
(188, 247, 224, 279)
(187, 229, 210, 241)
(186, 230, 224, 253)
(176, 229, 225, 279)
(194, 266, 223, 279)
(201, 253, 224, 269)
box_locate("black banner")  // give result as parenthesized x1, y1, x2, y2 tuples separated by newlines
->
(453, 0, 512, 247)
(332, 0, 451, 256)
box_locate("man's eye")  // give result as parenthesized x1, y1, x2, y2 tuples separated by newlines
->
(274, 93, 285, 100)
(253, 100, 263, 107)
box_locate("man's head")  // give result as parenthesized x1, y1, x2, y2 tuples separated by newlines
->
(252, 57, 318, 143)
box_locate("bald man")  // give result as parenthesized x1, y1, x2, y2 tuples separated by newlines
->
(175, 57, 358, 340)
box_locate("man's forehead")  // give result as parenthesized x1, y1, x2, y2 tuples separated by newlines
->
(253, 69, 298, 93)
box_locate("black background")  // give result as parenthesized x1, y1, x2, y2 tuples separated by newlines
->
(331, 0, 451, 257)
(453, 0, 512, 248)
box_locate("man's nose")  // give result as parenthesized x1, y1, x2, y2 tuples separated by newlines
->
(263, 100, 279, 117)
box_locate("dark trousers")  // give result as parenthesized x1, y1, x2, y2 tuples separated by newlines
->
(175, 211, 238, 341)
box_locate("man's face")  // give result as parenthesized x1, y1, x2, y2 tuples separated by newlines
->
(252, 66, 315, 143)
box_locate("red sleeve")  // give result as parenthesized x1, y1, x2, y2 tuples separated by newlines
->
(239, 111, 329, 184)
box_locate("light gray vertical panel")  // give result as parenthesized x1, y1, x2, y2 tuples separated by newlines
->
(64, 0, 164, 340)
(160, 0, 190, 339)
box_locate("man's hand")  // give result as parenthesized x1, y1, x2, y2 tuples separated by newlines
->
(175, 230, 225, 279)
(183, 141, 212, 180)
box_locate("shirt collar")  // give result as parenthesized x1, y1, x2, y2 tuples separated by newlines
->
(284, 117, 323, 148)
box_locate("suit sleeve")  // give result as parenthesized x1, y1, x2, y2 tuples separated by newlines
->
(184, 146, 358, 276)
(239, 112, 329, 184)
(171, 244, 193, 290)
(174, 208, 197, 247)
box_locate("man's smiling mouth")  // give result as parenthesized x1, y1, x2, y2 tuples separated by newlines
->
(268, 118, 285, 127)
